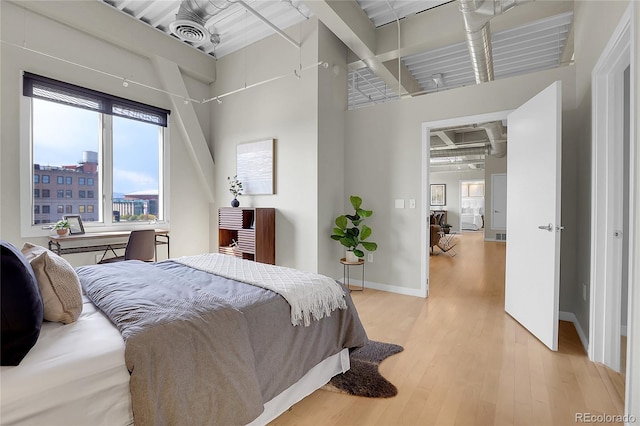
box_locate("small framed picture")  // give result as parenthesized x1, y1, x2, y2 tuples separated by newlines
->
(63, 214, 85, 235)
(430, 184, 446, 206)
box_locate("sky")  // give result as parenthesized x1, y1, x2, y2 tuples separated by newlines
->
(33, 99, 159, 195)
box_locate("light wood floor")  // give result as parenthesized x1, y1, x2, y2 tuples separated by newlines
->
(271, 233, 626, 425)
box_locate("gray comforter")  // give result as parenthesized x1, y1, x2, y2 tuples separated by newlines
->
(77, 260, 367, 426)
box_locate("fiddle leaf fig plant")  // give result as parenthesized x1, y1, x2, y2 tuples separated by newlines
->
(331, 195, 378, 259)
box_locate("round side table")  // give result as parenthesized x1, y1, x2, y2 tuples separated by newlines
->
(340, 258, 365, 291)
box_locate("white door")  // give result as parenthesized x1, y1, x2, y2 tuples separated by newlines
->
(491, 174, 507, 230)
(505, 81, 562, 351)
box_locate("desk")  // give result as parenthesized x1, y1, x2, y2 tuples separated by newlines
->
(340, 258, 365, 291)
(48, 229, 170, 261)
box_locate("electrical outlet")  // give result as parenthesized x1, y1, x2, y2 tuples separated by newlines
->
(582, 283, 587, 301)
(367, 253, 373, 263)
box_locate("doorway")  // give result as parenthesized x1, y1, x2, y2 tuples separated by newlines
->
(421, 110, 510, 298)
(589, 3, 636, 415)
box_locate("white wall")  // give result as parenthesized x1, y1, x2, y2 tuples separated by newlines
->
(429, 170, 484, 232)
(211, 18, 324, 273)
(0, 1, 214, 264)
(345, 65, 576, 293)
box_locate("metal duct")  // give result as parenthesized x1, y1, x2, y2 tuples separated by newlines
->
(478, 120, 507, 158)
(458, 0, 531, 84)
(170, 0, 231, 44)
(430, 146, 489, 158)
(458, 0, 530, 158)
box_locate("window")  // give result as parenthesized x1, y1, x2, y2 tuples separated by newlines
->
(57, 205, 64, 214)
(57, 176, 64, 184)
(65, 205, 72, 214)
(42, 175, 50, 184)
(79, 205, 85, 213)
(42, 205, 50, 214)
(42, 189, 50, 198)
(57, 190, 64, 198)
(34, 205, 40, 214)
(34, 174, 39, 183)
(23, 72, 168, 231)
(34, 189, 40, 198)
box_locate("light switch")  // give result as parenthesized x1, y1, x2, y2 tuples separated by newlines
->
(395, 199, 405, 209)
(409, 199, 416, 208)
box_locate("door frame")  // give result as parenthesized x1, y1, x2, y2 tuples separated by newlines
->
(421, 110, 511, 298)
(589, 1, 637, 415)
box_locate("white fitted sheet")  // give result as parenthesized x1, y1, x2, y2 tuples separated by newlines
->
(1, 296, 133, 426)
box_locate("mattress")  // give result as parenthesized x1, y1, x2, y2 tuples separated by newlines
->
(461, 213, 483, 230)
(2, 260, 364, 425)
(0, 296, 133, 425)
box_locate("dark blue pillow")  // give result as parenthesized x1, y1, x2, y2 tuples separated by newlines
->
(1, 240, 44, 365)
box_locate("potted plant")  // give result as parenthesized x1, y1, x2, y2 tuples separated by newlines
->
(227, 175, 243, 207)
(442, 223, 452, 234)
(53, 219, 70, 236)
(331, 195, 378, 262)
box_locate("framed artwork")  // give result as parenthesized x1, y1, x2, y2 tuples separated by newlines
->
(236, 139, 274, 195)
(461, 183, 469, 197)
(430, 184, 446, 206)
(63, 214, 85, 235)
(469, 183, 485, 197)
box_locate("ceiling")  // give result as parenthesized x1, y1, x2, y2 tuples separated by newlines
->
(101, 0, 574, 172)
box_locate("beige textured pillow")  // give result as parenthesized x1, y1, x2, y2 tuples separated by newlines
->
(21, 243, 82, 324)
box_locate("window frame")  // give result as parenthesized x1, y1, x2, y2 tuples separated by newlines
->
(20, 74, 171, 237)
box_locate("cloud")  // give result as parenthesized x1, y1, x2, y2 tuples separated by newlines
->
(113, 168, 157, 194)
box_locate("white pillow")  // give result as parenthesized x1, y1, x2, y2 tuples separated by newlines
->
(21, 243, 82, 324)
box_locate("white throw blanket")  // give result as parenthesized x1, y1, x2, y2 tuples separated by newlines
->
(173, 253, 347, 326)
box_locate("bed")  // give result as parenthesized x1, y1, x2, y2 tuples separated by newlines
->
(1, 244, 367, 426)
(460, 207, 483, 231)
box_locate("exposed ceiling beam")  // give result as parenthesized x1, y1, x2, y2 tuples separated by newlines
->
(304, 0, 417, 96)
(434, 130, 458, 148)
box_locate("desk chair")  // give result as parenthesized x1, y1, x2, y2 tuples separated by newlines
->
(98, 229, 156, 263)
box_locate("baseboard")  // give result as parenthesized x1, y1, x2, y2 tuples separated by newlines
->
(340, 278, 426, 298)
(559, 311, 589, 353)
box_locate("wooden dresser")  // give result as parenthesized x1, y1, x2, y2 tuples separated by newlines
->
(218, 207, 275, 264)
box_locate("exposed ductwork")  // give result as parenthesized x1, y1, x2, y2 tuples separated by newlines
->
(430, 146, 489, 158)
(458, 0, 531, 158)
(170, 0, 231, 45)
(478, 120, 507, 158)
(170, 0, 301, 50)
(458, 0, 531, 84)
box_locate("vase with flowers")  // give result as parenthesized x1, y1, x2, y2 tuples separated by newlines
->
(227, 175, 243, 207)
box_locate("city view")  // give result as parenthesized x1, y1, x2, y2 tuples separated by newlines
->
(32, 98, 161, 225)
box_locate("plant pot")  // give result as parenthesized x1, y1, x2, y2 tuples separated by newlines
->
(56, 228, 69, 236)
(443, 228, 450, 234)
(345, 250, 359, 263)
(231, 198, 240, 208)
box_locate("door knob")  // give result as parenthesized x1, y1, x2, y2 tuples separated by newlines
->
(538, 223, 553, 232)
